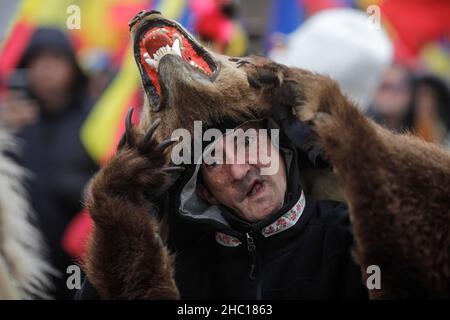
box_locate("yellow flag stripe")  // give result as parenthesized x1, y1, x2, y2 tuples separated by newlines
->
(158, 0, 187, 20)
(20, 0, 81, 27)
(80, 47, 139, 163)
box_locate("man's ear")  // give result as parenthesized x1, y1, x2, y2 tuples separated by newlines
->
(197, 182, 220, 205)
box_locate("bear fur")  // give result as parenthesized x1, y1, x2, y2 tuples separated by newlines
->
(83, 12, 450, 299)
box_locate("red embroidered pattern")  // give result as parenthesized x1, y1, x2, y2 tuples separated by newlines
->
(215, 191, 306, 246)
(215, 232, 241, 247)
(261, 191, 306, 238)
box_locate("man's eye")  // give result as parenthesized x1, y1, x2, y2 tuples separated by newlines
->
(244, 136, 255, 146)
(205, 159, 218, 169)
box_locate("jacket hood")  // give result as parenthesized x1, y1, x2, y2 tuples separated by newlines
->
(18, 28, 87, 85)
(176, 119, 304, 236)
(20, 28, 75, 66)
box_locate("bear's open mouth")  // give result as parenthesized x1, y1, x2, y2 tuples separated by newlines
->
(135, 18, 218, 111)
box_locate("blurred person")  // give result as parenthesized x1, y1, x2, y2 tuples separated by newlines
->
(413, 75, 450, 148)
(367, 64, 416, 132)
(6, 28, 98, 299)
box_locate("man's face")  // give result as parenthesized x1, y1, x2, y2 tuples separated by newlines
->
(28, 50, 75, 101)
(198, 121, 287, 223)
(374, 65, 412, 117)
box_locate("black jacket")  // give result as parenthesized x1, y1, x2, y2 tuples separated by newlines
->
(16, 96, 98, 300)
(77, 196, 367, 300)
(13, 28, 98, 299)
(172, 199, 367, 299)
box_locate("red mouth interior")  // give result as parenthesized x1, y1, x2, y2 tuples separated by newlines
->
(139, 26, 213, 96)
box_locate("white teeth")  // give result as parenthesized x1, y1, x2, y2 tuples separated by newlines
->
(142, 37, 192, 71)
(172, 39, 181, 56)
(145, 58, 156, 69)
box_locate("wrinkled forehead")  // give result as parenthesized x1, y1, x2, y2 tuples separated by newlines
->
(202, 119, 268, 154)
(196, 117, 283, 179)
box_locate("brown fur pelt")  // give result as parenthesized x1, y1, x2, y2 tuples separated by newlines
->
(84, 122, 179, 299)
(84, 12, 449, 299)
(314, 90, 450, 299)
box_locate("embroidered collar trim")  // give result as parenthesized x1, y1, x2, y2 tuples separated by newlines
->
(215, 191, 306, 247)
(261, 190, 306, 238)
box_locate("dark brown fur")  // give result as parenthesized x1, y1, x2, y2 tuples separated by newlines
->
(84, 126, 179, 299)
(315, 90, 450, 299)
(84, 14, 450, 299)
(241, 57, 450, 298)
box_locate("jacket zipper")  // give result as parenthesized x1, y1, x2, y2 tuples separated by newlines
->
(245, 231, 265, 299)
(245, 232, 257, 281)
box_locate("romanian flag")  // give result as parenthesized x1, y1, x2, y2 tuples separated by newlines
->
(0, 0, 78, 89)
(265, 0, 358, 52)
(0, 0, 148, 93)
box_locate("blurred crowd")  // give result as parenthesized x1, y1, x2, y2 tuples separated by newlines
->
(0, 0, 449, 299)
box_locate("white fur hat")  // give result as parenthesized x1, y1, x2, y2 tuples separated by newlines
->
(269, 8, 393, 111)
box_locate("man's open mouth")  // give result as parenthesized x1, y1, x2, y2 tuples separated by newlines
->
(134, 17, 219, 110)
(246, 180, 265, 199)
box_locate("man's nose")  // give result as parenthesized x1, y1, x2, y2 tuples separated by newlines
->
(228, 163, 251, 181)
